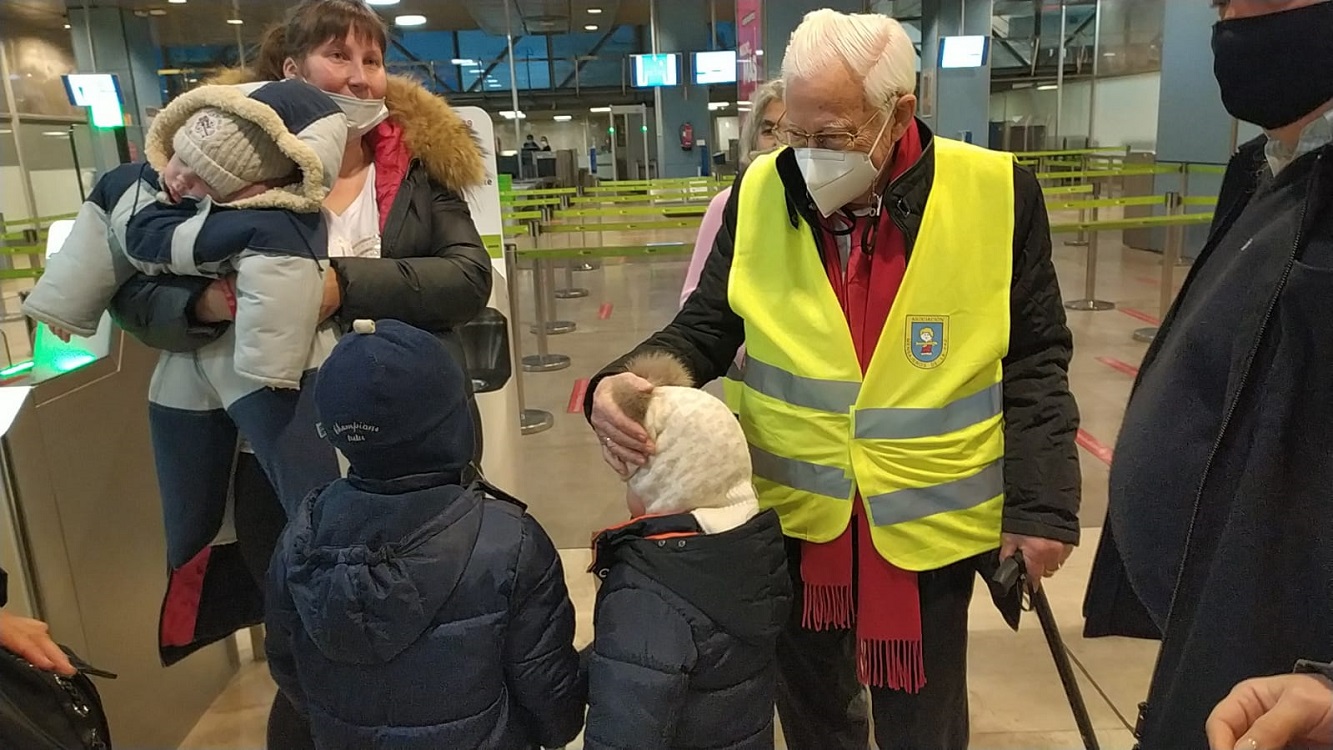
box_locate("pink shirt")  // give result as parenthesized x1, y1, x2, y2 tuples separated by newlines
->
(679, 187, 744, 372)
(679, 187, 732, 307)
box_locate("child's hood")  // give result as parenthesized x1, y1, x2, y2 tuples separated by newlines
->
(281, 475, 481, 665)
(145, 80, 347, 212)
(593, 510, 790, 644)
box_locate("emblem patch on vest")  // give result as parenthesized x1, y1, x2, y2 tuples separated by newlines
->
(906, 316, 948, 369)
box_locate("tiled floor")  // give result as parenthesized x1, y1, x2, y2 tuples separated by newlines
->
(180, 215, 1175, 749)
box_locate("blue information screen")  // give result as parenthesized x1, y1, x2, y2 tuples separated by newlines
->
(632, 53, 679, 88)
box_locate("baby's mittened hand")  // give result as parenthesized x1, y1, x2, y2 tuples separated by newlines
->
(50, 326, 73, 343)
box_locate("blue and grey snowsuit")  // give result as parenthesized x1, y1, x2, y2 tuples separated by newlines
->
(22, 79, 350, 663)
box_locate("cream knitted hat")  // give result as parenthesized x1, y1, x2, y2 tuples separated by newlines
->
(172, 107, 296, 200)
(612, 353, 758, 518)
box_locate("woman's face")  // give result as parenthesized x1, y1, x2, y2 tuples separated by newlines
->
(286, 30, 387, 100)
(755, 99, 787, 152)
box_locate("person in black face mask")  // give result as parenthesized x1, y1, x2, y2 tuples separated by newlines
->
(1084, 1, 1333, 748)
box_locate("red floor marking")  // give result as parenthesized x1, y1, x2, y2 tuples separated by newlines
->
(598, 303, 613, 320)
(1076, 429, 1114, 466)
(568, 378, 590, 414)
(1134, 275, 1160, 287)
(1119, 308, 1161, 326)
(1095, 356, 1140, 378)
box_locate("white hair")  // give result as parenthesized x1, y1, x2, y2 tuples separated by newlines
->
(781, 9, 918, 112)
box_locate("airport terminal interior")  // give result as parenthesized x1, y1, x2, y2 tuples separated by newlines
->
(0, 0, 1291, 748)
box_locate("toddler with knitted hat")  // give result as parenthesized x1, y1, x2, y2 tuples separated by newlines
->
(266, 319, 586, 749)
(22, 80, 354, 659)
(583, 353, 792, 750)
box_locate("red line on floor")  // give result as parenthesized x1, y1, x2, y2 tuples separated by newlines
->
(1076, 429, 1114, 466)
(1134, 275, 1160, 287)
(568, 378, 590, 414)
(598, 303, 613, 320)
(1119, 307, 1161, 326)
(1095, 356, 1140, 378)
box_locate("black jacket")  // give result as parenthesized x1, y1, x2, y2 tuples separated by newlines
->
(584, 120, 1082, 547)
(1084, 137, 1333, 748)
(108, 74, 492, 377)
(268, 477, 585, 750)
(584, 511, 791, 750)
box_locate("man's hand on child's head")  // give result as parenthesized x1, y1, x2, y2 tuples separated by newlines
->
(591, 373, 656, 476)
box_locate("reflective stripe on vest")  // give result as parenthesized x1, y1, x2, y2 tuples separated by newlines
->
(865, 460, 1003, 526)
(750, 444, 855, 501)
(744, 355, 1003, 440)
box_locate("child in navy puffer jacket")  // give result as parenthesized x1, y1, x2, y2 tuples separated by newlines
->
(266, 319, 586, 750)
(585, 353, 792, 750)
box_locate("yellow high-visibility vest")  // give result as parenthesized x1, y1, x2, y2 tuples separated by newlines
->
(722, 357, 745, 414)
(729, 137, 1014, 572)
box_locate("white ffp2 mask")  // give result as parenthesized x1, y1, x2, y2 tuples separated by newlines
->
(793, 118, 892, 217)
(326, 91, 390, 140)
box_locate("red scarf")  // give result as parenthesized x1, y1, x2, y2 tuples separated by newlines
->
(801, 121, 925, 693)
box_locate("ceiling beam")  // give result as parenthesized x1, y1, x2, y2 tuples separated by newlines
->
(556, 24, 617, 89)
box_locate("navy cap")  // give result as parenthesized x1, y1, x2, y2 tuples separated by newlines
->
(315, 319, 474, 480)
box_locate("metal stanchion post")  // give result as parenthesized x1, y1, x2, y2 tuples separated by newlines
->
(1063, 185, 1116, 312)
(554, 258, 589, 299)
(503, 243, 554, 432)
(530, 256, 576, 335)
(521, 252, 572, 372)
(1134, 192, 1182, 343)
(1066, 178, 1091, 247)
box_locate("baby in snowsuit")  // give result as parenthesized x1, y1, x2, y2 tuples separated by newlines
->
(22, 80, 348, 644)
(584, 353, 792, 750)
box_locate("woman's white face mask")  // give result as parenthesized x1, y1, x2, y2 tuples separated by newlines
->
(285, 64, 389, 141)
(325, 91, 390, 140)
(793, 116, 893, 218)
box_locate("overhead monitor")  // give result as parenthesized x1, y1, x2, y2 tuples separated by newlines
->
(62, 73, 125, 128)
(693, 50, 737, 85)
(632, 53, 679, 88)
(938, 35, 990, 69)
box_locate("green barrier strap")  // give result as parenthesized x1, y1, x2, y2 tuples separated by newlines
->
(556, 206, 709, 219)
(0, 268, 42, 280)
(481, 234, 503, 260)
(501, 210, 543, 221)
(1048, 195, 1171, 211)
(515, 242, 691, 260)
(0, 245, 45, 255)
(570, 194, 717, 205)
(1036, 165, 1180, 180)
(543, 219, 701, 233)
(1182, 195, 1219, 207)
(500, 197, 563, 207)
(505, 187, 578, 197)
(1185, 164, 1227, 175)
(1041, 185, 1094, 196)
(1051, 212, 1213, 234)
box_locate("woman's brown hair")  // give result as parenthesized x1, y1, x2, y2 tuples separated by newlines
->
(252, 0, 389, 81)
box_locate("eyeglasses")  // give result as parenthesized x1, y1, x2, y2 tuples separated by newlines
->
(776, 110, 889, 151)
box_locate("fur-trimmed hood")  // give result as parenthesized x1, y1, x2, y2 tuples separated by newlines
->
(146, 79, 347, 213)
(206, 69, 486, 193)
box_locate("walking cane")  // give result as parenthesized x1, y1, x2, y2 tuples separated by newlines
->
(994, 553, 1101, 750)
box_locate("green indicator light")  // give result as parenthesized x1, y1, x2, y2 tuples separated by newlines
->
(608, 127, 616, 134)
(641, 125, 648, 133)
(0, 361, 34, 379)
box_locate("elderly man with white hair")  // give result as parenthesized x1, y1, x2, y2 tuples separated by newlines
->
(585, 10, 1081, 749)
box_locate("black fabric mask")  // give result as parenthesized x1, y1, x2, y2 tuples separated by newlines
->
(1212, 2, 1333, 130)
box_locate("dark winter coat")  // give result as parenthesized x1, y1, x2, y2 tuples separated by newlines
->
(1083, 136, 1333, 748)
(584, 511, 791, 750)
(585, 119, 1081, 554)
(108, 73, 492, 664)
(267, 476, 586, 750)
